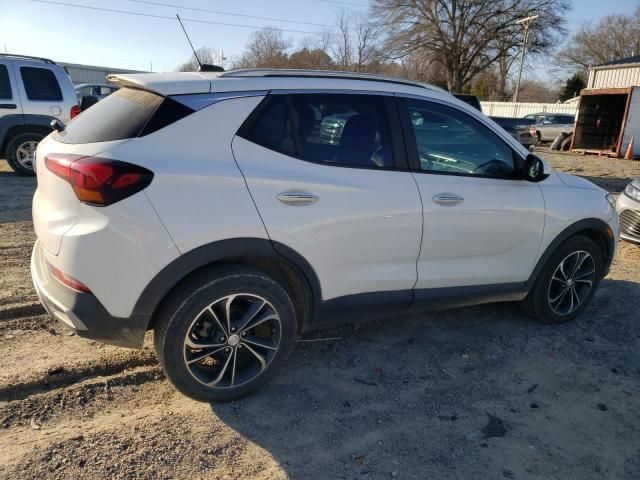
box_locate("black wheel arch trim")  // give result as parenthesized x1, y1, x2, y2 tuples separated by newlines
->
(0, 113, 54, 155)
(133, 238, 322, 330)
(526, 217, 615, 290)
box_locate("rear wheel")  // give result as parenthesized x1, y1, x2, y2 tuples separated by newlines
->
(6, 132, 44, 176)
(522, 235, 603, 324)
(154, 265, 297, 402)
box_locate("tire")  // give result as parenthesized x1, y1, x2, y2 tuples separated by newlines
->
(521, 235, 604, 324)
(154, 265, 297, 402)
(535, 131, 542, 145)
(561, 134, 573, 151)
(5, 132, 44, 176)
(550, 132, 568, 151)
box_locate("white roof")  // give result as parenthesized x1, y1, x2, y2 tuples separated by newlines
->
(107, 68, 450, 100)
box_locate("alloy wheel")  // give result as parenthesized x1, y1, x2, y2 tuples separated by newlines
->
(547, 250, 596, 316)
(16, 141, 38, 170)
(183, 293, 281, 389)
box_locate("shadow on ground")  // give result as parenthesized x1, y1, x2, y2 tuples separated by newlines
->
(210, 279, 640, 479)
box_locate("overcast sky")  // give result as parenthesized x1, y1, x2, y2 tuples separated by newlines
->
(1, 0, 638, 81)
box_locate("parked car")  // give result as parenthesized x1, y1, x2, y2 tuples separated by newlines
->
(74, 83, 119, 103)
(529, 113, 576, 143)
(616, 179, 640, 243)
(31, 69, 619, 402)
(452, 94, 536, 147)
(0, 54, 79, 175)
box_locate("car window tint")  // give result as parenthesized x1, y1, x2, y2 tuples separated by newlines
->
(20, 67, 62, 101)
(405, 98, 515, 178)
(54, 87, 192, 144)
(289, 93, 393, 168)
(241, 95, 295, 156)
(0, 65, 12, 99)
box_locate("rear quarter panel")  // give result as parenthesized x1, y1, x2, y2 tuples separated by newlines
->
(102, 95, 269, 254)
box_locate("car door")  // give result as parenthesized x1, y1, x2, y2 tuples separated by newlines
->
(0, 60, 20, 115)
(231, 91, 423, 317)
(397, 96, 545, 292)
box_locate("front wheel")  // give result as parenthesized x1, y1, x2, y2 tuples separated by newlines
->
(154, 266, 297, 402)
(522, 235, 604, 324)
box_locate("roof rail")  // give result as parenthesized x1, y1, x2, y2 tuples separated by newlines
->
(221, 69, 443, 92)
(0, 53, 56, 64)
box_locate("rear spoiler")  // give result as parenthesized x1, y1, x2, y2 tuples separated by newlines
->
(106, 72, 217, 96)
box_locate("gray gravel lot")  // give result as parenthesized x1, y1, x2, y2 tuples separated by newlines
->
(1, 150, 639, 479)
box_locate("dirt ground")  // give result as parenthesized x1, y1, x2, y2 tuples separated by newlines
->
(1, 150, 639, 480)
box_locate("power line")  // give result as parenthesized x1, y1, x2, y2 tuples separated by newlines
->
(315, 0, 369, 6)
(28, 0, 330, 36)
(124, 0, 331, 28)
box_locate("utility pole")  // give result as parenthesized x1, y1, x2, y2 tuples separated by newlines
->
(513, 13, 538, 103)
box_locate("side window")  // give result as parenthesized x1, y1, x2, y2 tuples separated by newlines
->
(0, 65, 12, 99)
(241, 95, 295, 156)
(289, 93, 393, 168)
(20, 67, 63, 101)
(404, 98, 516, 178)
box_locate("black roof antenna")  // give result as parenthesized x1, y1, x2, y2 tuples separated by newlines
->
(176, 14, 224, 73)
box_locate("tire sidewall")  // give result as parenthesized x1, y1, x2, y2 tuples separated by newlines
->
(530, 235, 604, 324)
(155, 268, 296, 402)
(6, 132, 44, 176)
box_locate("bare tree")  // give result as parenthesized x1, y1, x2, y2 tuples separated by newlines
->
(372, 0, 569, 92)
(331, 10, 352, 69)
(175, 47, 220, 72)
(234, 28, 291, 69)
(353, 14, 379, 71)
(557, 7, 640, 71)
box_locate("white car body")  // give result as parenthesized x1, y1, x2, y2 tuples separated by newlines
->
(31, 69, 619, 350)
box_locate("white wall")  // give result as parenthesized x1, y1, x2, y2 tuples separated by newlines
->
(588, 66, 640, 89)
(481, 102, 577, 118)
(621, 87, 640, 157)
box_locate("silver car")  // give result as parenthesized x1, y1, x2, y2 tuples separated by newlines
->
(75, 83, 119, 103)
(616, 179, 640, 243)
(0, 54, 78, 175)
(529, 113, 575, 143)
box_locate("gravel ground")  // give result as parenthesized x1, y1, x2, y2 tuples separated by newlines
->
(1, 150, 639, 480)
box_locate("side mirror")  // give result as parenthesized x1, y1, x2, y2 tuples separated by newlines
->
(522, 154, 549, 182)
(542, 120, 552, 125)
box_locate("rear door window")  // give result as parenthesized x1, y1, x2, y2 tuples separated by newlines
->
(54, 87, 193, 144)
(0, 65, 12, 99)
(20, 67, 62, 101)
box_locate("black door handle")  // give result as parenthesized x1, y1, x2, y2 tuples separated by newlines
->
(0, 103, 17, 109)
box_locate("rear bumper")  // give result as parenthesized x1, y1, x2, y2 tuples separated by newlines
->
(31, 241, 148, 349)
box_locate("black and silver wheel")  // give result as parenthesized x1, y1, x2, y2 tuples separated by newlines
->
(522, 235, 604, 324)
(6, 132, 44, 176)
(154, 266, 296, 402)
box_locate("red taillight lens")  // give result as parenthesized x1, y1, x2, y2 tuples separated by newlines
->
(529, 124, 537, 136)
(50, 264, 92, 293)
(45, 154, 153, 206)
(70, 105, 81, 118)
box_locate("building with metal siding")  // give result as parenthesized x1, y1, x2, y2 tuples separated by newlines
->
(59, 62, 147, 85)
(587, 55, 640, 89)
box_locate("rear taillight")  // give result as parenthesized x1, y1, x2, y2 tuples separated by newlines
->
(50, 264, 92, 293)
(529, 124, 537, 136)
(70, 105, 81, 118)
(44, 154, 153, 206)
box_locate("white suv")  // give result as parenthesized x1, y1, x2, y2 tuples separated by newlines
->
(0, 54, 79, 175)
(31, 69, 619, 402)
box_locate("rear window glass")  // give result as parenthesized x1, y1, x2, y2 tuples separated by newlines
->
(54, 88, 193, 144)
(0, 65, 12, 99)
(20, 67, 62, 101)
